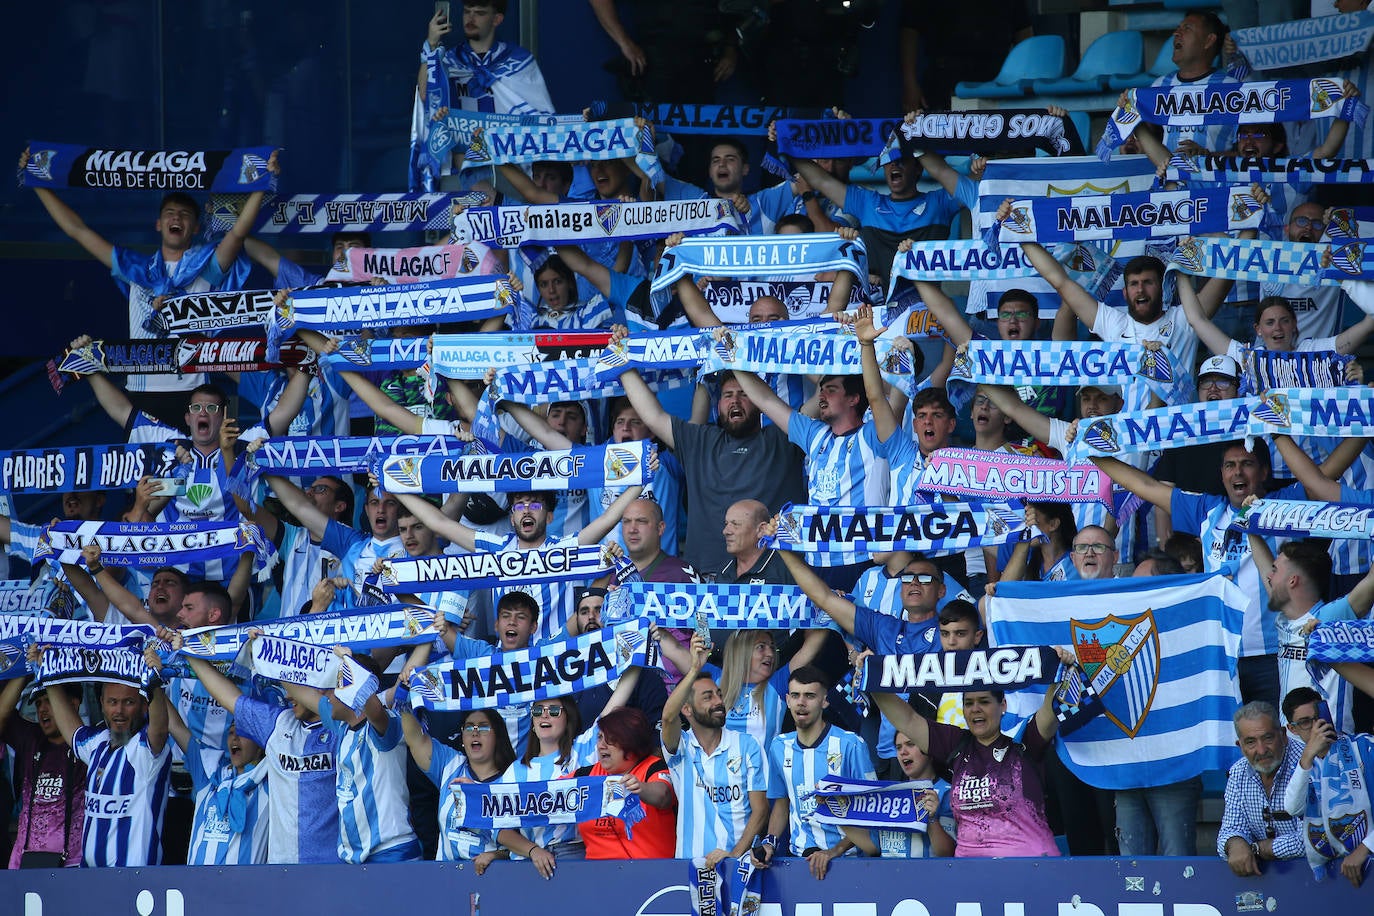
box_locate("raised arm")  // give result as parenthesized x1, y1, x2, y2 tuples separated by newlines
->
(1334, 313, 1374, 356)
(1178, 271, 1237, 358)
(499, 402, 573, 450)
(578, 482, 645, 545)
(674, 274, 723, 330)
(1313, 81, 1361, 157)
(917, 150, 967, 198)
(1091, 456, 1176, 512)
(217, 181, 271, 273)
(265, 369, 311, 437)
(791, 158, 849, 211)
(618, 368, 675, 448)
(68, 543, 156, 625)
(913, 280, 973, 347)
(1000, 199, 1101, 329)
(399, 705, 434, 772)
(870, 690, 930, 753)
(500, 163, 560, 205)
(980, 384, 1051, 443)
(335, 369, 425, 435)
(728, 370, 794, 434)
(854, 305, 896, 443)
(184, 646, 247, 714)
(773, 544, 858, 636)
(1270, 435, 1365, 503)
(242, 237, 283, 278)
(30, 186, 114, 267)
(30, 648, 84, 748)
(660, 633, 708, 755)
(553, 244, 614, 299)
(146, 680, 170, 756)
(0, 676, 28, 736)
(394, 490, 479, 551)
(265, 474, 334, 540)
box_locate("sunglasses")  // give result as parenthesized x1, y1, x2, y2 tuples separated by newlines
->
(901, 573, 937, 585)
(997, 310, 1033, 321)
(461, 722, 493, 734)
(1290, 215, 1326, 231)
(512, 500, 545, 512)
(530, 704, 563, 718)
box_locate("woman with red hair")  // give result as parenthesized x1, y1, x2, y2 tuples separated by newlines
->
(574, 707, 677, 859)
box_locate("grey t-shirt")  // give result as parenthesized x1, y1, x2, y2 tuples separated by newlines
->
(670, 417, 806, 574)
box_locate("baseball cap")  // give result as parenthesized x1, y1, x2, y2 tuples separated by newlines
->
(1197, 354, 1240, 382)
(1077, 384, 1123, 396)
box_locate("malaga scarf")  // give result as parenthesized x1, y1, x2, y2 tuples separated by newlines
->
(0, 581, 45, 615)
(252, 433, 485, 476)
(917, 447, 1113, 508)
(30, 638, 156, 699)
(891, 110, 1079, 158)
(1100, 80, 1370, 160)
(603, 582, 832, 630)
(1168, 235, 1374, 285)
(1166, 155, 1374, 185)
(177, 604, 439, 661)
(445, 776, 643, 834)
(452, 199, 743, 249)
(1240, 349, 1353, 396)
(700, 279, 862, 324)
(418, 108, 574, 190)
(762, 501, 1026, 556)
(381, 543, 616, 593)
(774, 117, 905, 158)
(244, 635, 378, 713)
(804, 776, 934, 832)
(651, 234, 868, 293)
(21, 143, 276, 192)
(1244, 386, 1374, 438)
(461, 116, 662, 184)
(888, 240, 1122, 305)
(599, 102, 808, 136)
(949, 340, 1175, 400)
(990, 187, 1265, 246)
(209, 192, 457, 235)
(860, 646, 1060, 694)
(378, 441, 652, 494)
(323, 336, 428, 373)
(329, 243, 498, 284)
(1235, 499, 1374, 541)
(33, 519, 276, 580)
(430, 331, 611, 379)
(1067, 397, 1252, 461)
(1302, 733, 1374, 881)
(403, 619, 652, 711)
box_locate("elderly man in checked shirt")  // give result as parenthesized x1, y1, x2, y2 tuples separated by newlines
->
(1217, 701, 1305, 877)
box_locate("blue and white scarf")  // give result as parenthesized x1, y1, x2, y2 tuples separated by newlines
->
(949, 340, 1175, 401)
(273, 276, 513, 352)
(1308, 621, 1374, 687)
(1067, 398, 1251, 461)
(0, 442, 178, 494)
(1166, 155, 1374, 186)
(887, 240, 1122, 303)
(20, 143, 276, 192)
(177, 604, 439, 661)
(378, 441, 652, 494)
(1099, 80, 1370, 160)
(403, 619, 652, 711)
(1230, 11, 1374, 77)
(324, 336, 429, 372)
(1235, 498, 1374, 541)
(0, 617, 156, 682)
(990, 187, 1266, 247)
(418, 109, 574, 190)
(859, 646, 1061, 694)
(244, 634, 378, 713)
(0, 581, 46, 615)
(1326, 206, 1374, 241)
(29, 638, 156, 698)
(700, 280, 861, 324)
(804, 776, 934, 832)
(33, 519, 276, 579)
(1301, 732, 1374, 881)
(430, 331, 611, 380)
(452, 199, 743, 248)
(651, 234, 868, 293)
(208, 192, 456, 235)
(1168, 235, 1374, 285)
(1244, 387, 1374, 438)
(252, 433, 487, 476)
(889, 110, 1078, 158)
(762, 501, 1026, 556)
(603, 581, 832, 630)
(593, 328, 713, 381)
(462, 116, 662, 185)
(54, 337, 316, 388)
(381, 543, 615, 593)
(446, 775, 643, 834)
(1240, 349, 1353, 396)
(703, 323, 868, 376)
(616, 102, 805, 136)
(153, 289, 279, 337)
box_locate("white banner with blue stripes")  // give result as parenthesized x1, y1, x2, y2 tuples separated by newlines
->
(988, 573, 1244, 789)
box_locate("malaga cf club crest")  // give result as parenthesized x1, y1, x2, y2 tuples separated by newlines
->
(1070, 610, 1160, 738)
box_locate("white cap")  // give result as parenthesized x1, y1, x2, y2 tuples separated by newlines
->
(1197, 354, 1240, 382)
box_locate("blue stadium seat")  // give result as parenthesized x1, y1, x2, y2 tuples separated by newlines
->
(1031, 31, 1145, 96)
(1108, 39, 1178, 90)
(954, 35, 1066, 100)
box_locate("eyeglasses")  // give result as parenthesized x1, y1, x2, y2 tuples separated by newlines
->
(1290, 215, 1325, 231)
(1261, 806, 1294, 839)
(997, 310, 1033, 321)
(901, 573, 938, 584)
(1289, 715, 1318, 731)
(187, 402, 223, 414)
(307, 484, 341, 497)
(1199, 378, 1236, 391)
(461, 722, 493, 734)
(972, 395, 994, 408)
(511, 500, 545, 512)
(1237, 129, 1269, 140)
(530, 704, 563, 718)
(1072, 543, 1115, 555)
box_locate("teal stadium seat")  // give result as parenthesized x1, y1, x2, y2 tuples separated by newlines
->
(954, 35, 1067, 100)
(1108, 39, 1178, 91)
(1031, 31, 1144, 95)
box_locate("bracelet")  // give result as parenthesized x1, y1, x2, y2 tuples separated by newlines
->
(1250, 841, 1261, 859)
(87, 564, 105, 577)
(527, 843, 540, 857)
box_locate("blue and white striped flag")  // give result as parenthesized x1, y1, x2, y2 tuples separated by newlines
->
(988, 573, 1244, 789)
